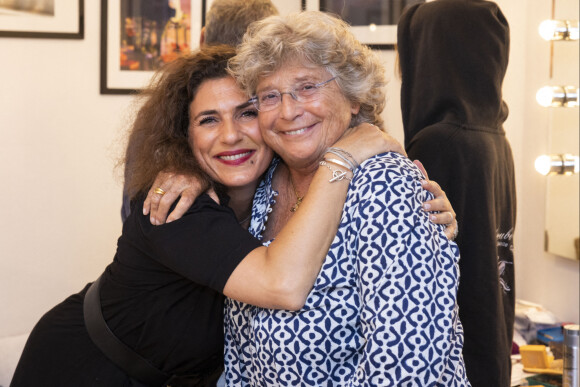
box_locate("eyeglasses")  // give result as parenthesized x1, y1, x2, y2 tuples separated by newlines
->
(250, 76, 337, 112)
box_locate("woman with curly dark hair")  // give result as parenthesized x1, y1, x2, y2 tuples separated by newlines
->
(10, 45, 394, 387)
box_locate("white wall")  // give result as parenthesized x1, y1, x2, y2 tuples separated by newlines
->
(0, 0, 131, 336)
(0, 0, 578, 343)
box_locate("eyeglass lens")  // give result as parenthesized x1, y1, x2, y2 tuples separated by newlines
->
(253, 77, 336, 111)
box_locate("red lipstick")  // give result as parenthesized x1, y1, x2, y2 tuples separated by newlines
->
(215, 149, 255, 165)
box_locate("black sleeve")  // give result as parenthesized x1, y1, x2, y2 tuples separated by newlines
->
(121, 191, 131, 223)
(131, 194, 262, 293)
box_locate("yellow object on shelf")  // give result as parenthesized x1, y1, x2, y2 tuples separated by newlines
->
(520, 344, 563, 375)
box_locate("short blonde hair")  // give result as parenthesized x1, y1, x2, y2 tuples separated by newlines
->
(229, 11, 386, 129)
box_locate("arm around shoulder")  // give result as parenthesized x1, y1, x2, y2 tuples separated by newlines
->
(223, 161, 351, 310)
(223, 124, 397, 310)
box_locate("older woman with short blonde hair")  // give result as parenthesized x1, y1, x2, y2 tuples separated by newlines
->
(230, 11, 386, 130)
(224, 11, 470, 386)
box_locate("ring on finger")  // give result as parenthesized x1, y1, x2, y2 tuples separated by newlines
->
(154, 187, 166, 195)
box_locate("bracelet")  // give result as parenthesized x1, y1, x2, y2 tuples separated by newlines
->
(328, 147, 359, 168)
(326, 147, 359, 171)
(319, 160, 352, 182)
(325, 149, 357, 171)
(324, 157, 353, 172)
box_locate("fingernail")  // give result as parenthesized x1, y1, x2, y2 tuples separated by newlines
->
(421, 180, 428, 186)
(424, 203, 431, 210)
(430, 215, 437, 221)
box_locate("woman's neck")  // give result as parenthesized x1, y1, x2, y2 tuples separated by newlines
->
(286, 162, 319, 195)
(261, 162, 318, 240)
(227, 183, 258, 225)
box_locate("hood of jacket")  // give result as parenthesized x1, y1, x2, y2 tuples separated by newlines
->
(397, 0, 510, 147)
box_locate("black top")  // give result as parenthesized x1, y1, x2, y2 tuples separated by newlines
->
(11, 193, 261, 386)
(398, 1, 517, 386)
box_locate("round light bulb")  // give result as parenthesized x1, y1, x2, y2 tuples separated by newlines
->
(369, 23, 377, 32)
(539, 19, 559, 40)
(536, 86, 556, 107)
(535, 155, 553, 175)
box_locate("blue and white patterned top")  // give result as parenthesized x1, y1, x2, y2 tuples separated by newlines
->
(224, 153, 470, 386)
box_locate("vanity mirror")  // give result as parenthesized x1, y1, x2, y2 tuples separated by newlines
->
(538, 3, 579, 260)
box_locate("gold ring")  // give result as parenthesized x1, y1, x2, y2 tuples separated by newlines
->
(154, 187, 166, 195)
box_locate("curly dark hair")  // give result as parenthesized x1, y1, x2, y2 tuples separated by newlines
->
(123, 44, 237, 199)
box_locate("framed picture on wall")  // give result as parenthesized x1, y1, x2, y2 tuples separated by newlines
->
(100, 0, 205, 95)
(303, 0, 424, 49)
(0, 0, 84, 39)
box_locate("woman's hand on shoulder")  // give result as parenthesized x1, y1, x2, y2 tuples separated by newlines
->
(144, 171, 215, 225)
(421, 179, 458, 240)
(414, 161, 458, 241)
(332, 123, 406, 165)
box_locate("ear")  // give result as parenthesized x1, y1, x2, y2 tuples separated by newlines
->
(350, 102, 360, 115)
(200, 26, 206, 46)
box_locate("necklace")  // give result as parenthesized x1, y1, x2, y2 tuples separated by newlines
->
(237, 208, 252, 225)
(238, 213, 251, 225)
(289, 173, 304, 213)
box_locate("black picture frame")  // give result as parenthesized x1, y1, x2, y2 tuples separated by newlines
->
(0, 0, 84, 39)
(304, 0, 425, 50)
(100, 0, 206, 95)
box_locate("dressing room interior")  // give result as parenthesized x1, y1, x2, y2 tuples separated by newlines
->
(0, 0, 578, 386)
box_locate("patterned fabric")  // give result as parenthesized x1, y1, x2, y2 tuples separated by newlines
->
(224, 153, 470, 386)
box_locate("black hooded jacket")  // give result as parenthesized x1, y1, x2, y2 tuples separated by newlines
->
(398, 1, 516, 386)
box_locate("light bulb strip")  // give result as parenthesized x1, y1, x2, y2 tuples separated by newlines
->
(536, 86, 579, 108)
(535, 154, 580, 175)
(539, 19, 580, 41)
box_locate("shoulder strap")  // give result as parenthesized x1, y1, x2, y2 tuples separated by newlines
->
(83, 275, 170, 386)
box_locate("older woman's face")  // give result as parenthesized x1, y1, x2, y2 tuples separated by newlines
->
(189, 76, 273, 189)
(256, 61, 359, 170)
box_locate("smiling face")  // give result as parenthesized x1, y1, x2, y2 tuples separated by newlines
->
(189, 76, 273, 190)
(256, 61, 359, 171)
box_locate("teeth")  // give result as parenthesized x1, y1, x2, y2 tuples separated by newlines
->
(287, 128, 307, 135)
(220, 151, 251, 161)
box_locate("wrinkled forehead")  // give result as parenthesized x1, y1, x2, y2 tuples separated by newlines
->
(255, 58, 332, 90)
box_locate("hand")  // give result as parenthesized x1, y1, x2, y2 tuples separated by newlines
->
(332, 123, 406, 165)
(413, 159, 428, 179)
(143, 172, 212, 225)
(420, 179, 458, 240)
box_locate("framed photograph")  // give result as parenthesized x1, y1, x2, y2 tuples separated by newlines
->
(303, 0, 424, 49)
(0, 0, 84, 39)
(100, 0, 205, 95)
